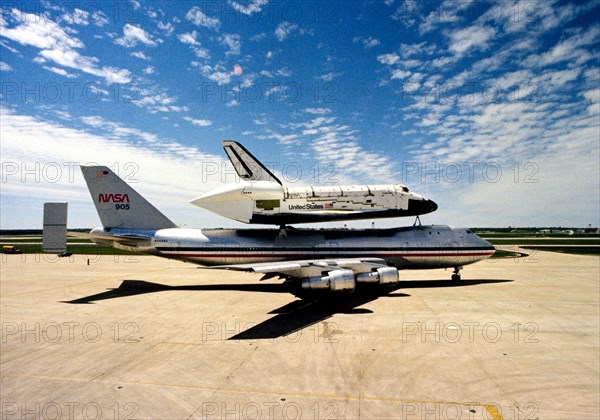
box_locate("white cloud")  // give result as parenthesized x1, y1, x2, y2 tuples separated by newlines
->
(304, 116, 336, 129)
(43, 66, 76, 78)
(582, 88, 599, 115)
(0, 61, 12, 71)
(87, 84, 109, 97)
(131, 88, 188, 113)
(521, 26, 600, 68)
(131, 51, 150, 60)
(227, 0, 268, 15)
(221, 33, 241, 55)
(62, 8, 90, 26)
(60, 9, 109, 27)
(419, 1, 473, 34)
(305, 108, 331, 115)
(186, 6, 220, 30)
(197, 63, 232, 85)
(391, 69, 410, 80)
(262, 131, 299, 145)
(0, 39, 20, 55)
(0, 108, 231, 228)
(143, 66, 155, 75)
(115, 24, 158, 48)
(178, 31, 210, 59)
(1, 10, 83, 50)
(318, 72, 343, 82)
(192, 47, 210, 59)
(276, 68, 292, 77)
(305, 122, 397, 184)
(178, 31, 200, 46)
(447, 24, 496, 56)
(157, 21, 175, 36)
(63, 9, 108, 27)
(184, 116, 213, 127)
(275, 21, 299, 41)
(0, 10, 131, 84)
(353, 36, 380, 49)
(377, 53, 400, 65)
(400, 60, 600, 227)
(91, 11, 109, 27)
(38, 48, 132, 84)
(251, 32, 268, 42)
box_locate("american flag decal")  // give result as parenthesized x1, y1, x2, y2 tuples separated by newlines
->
(324, 203, 333, 209)
(96, 170, 109, 178)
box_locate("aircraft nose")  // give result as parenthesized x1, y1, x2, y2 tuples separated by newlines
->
(481, 236, 495, 251)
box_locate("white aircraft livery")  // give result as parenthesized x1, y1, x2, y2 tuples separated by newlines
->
(190, 141, 438, 225)
(76, 165, 495, 289)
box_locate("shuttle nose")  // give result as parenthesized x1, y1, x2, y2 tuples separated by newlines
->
(427, 198, 438, 213)
(408, 197, 438, 215)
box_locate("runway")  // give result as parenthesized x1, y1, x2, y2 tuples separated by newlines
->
(1, 251, 598, 419)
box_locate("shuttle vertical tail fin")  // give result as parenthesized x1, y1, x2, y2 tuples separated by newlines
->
(80, 166, 177, 230)
(222, 140, 282, 185)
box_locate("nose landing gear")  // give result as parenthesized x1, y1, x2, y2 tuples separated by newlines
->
(451, 267, 462, 281)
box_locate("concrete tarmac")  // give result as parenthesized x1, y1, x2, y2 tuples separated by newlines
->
(1, 251, 598, 419)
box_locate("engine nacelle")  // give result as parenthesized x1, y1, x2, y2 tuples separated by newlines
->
(301, 269, 356, 292)
(356, 267, 399, 285)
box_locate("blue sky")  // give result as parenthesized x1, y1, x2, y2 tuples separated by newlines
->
(1, 0, 599, 229)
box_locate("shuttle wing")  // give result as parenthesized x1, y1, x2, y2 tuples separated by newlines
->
(222, 140, 282, 185)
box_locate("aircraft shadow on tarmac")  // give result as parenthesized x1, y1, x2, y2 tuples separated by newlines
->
(64, 279, 512, 340)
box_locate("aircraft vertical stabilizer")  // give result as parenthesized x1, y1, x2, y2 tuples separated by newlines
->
(80, 166, 177, 230)
(43, 202, 67, 252)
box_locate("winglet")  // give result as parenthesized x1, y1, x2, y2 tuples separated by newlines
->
(222, 140, 282, 185)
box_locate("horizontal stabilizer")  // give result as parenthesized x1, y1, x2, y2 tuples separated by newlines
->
(68, 231, 152, 248)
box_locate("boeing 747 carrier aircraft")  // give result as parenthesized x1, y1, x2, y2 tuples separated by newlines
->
(72, 165, 495, 291)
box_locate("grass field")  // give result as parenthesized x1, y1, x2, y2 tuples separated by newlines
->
(2, 230, 599, 256)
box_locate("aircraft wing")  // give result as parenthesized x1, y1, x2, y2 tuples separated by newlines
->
(207, 257, 389, 278)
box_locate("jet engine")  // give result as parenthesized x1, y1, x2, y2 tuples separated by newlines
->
(301, 269, 356, 292)
(300, 266, 399, 293)
(356, 267, 399, 285)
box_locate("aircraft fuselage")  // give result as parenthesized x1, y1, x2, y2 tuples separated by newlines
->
(95, 225, 495, 269)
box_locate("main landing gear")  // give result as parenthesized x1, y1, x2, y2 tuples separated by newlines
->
(451, 267, 461, 281)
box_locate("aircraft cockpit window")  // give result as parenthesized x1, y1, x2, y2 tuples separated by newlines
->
(401, 186, 409, 192)
(466, 230, 473, 234)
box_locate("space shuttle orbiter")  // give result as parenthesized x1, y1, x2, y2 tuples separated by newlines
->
(190, 141, 437, 225)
